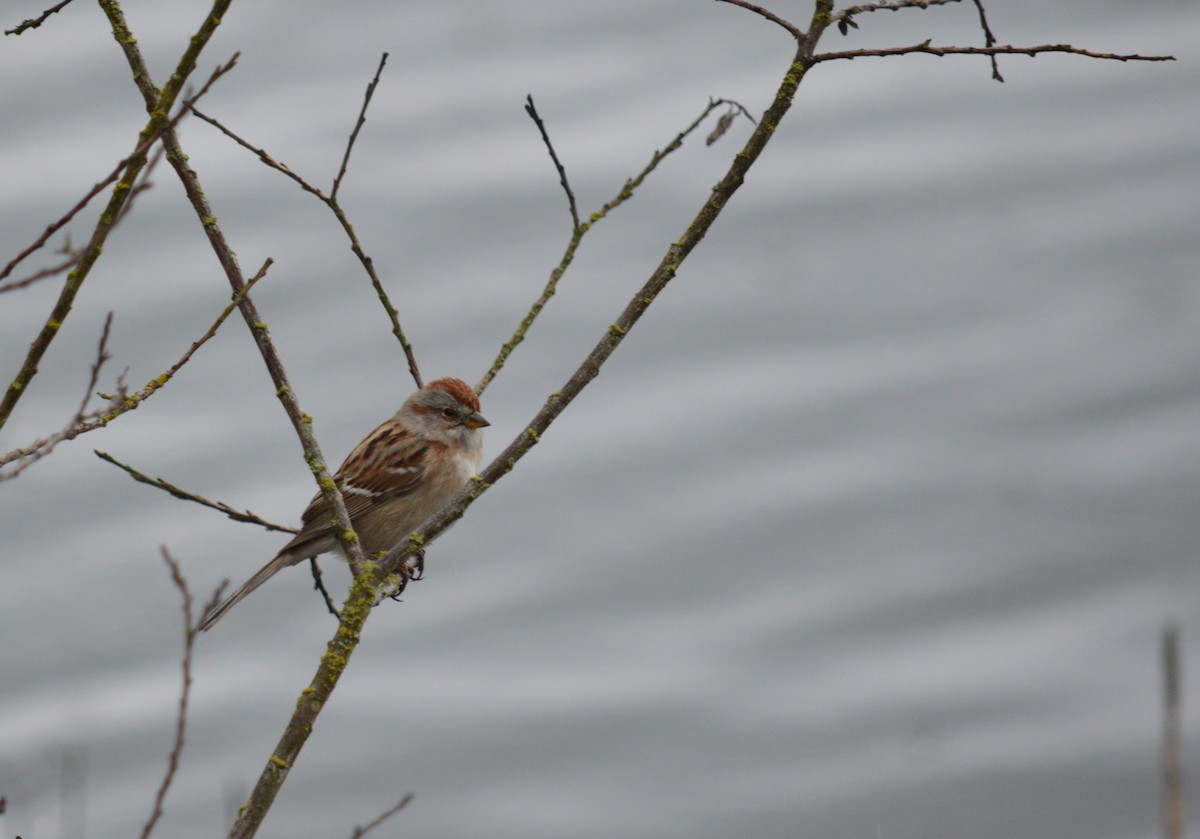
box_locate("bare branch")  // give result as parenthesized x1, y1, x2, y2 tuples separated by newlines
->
(190, 108, 327, 199)
(94, 450, 299, 534)
(100, 1, 369, 586)
(715, 0, 803, 40)
(839, 0, 957, 15)
(0, 49, 239, 433)
(332, 52, 389, 201)
(835, 0, 959, 36)
(142, 548, 226, 839)
(0, 258, 271, 473)
(309, 559, 342, 619)
(1, 54, 237, 285)
(814, 42, 1176, 65)
(0, 237, 81, 295)
(193, 86, 425, 390)
(348, 794, 414, 839)
(476, 96, 748, 395)
(0, 313, 119, 481)
(1162, 622, 1185, 839)
(4, 0, 75, 36)
(525, 95, 580, 232)
(115, 142, 166, 224)
(970, 0, 1004, 81)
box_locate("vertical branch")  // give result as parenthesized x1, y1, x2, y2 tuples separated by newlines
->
(969, 0, 1004, 81)
(1163, 622, 1185, 839)
(524, 95, 580, 232)
(142, 548, 226, 839)
(332, 53, 388, 202)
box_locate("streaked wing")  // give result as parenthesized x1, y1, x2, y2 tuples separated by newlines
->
(292, 419, 429, 540)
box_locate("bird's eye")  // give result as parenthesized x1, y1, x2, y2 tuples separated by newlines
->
(441, 407, 457, 419)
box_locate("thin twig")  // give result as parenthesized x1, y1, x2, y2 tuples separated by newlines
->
(476, 97, 748, 395)
(0, 259, 272, 473)
(813, 42, 1176, 64)
(191, 108, 326, 198)
(1, 54, 237, 285)
(0, 238, 81, 295)
(4, 0, 75, 36)
(332, 53, 389, 202)
(835, 0, 959, 36)
(0, 49, 239, 434)
(77, 314, 115, 420)
(525, 95, 580, 231)
(99, 2, 368, 596)
(714, 0, 803, 40)
(309, 559, 341, 619)
(1162, 622, 1185, 839)
(193, 72, 425, 390)
(0, 313, 116, 480)
(142, 549, 226, 839)
(969, 0, 1004, 81)
(838, 0, 957, 15)
(115, 142, 165, 224)
(348, 794, 414, 839)
(94, 451, 298, 534)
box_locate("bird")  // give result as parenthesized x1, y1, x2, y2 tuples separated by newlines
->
(199, 377, 488, 631)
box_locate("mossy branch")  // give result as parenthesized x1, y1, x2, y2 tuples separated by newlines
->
(475, 95, 754, 395)
(0, 46, 238, 432)
(0, 313, 117, 481)
(232, 15, 820, 837)
(98, 0, 368, 582)
(0, 259, 270, 474)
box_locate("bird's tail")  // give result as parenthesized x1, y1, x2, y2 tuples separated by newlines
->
(199, 551, 302, 632)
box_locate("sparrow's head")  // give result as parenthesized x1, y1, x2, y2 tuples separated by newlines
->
(402, 377, 489, 449)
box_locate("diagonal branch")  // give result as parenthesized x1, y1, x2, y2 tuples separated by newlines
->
(714, 0, 803, 40)
(232, 30, 820, 837)
(1, 142, 163, 294)
(99, 0, 369, 581)
(0, 47, 238, 432)
(0, 313, 117, 480)
(476, 96, 751, 395)
(191, 58, 424, 390)
(4, 0, 75, 36)
(0, 259, 271, 473)
(332, 53, 388, 202)
(347, 794, 414, 839)
(95, 451, 299, 535)
(524, 95, 580, 232)
(0, 248, 79, 295)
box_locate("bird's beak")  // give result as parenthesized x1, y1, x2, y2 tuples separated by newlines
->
(464, 411, 490, 429)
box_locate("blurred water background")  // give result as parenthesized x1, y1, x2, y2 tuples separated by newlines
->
(2, 1, 1198, 837)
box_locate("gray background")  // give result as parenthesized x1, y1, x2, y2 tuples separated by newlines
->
(1, 1, 1198, 837)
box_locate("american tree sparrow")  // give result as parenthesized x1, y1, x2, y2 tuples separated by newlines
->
(199, 377, 488, 631)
